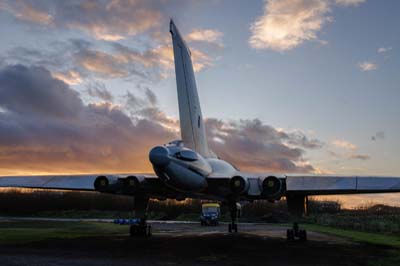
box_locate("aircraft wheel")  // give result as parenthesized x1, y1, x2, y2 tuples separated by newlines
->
(130, 225, 152, 237)
(233, 224, 238, 233)
(299, 229, 307, 241)
(146, 225, 152, 237)
(286, 229, 295, 240)
(130, 225, 137, 237)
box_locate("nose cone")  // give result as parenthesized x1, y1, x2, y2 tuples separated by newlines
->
(149, 146, 170, 167)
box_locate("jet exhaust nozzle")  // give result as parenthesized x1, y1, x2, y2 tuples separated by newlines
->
(94, 176, 109, 192)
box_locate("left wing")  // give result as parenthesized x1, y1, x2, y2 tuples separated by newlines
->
(0, 174, 184, 200)
(0, 175, 101, 191)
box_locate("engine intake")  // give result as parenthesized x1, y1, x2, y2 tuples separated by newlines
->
(261, 176, 283, 199)
(230, 176, 249, 195)
(124, 176, 140, 193)
(94, 176, 109, 192)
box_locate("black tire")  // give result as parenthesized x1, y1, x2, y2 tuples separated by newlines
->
(130, 225, 136, 237)
(146, 225, 152, 237)
(299, 230, 307, 241)
(286, 229, 294, 240)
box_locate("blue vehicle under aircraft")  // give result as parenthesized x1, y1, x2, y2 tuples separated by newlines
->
(200, 203, 220, 226)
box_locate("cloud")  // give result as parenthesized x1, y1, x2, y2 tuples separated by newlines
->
(0, 64, 176, 175)
(1, 1, 53, 25)
(329, 139, 370, 161)
(332, 139, 357, 150)
(248, 0, 367, 51)
(186, 29, 224, 49)
(1, 1, 225, 81)
(378, 47, 392, 54)
(371, 131, 385, 141)
(335, 0, 366, 7)
(76, 49, 130, 78)
(358, 61, 378, 71)
(1, 0, 165, 41)
(111, 42, 214, 77)
(187, 29, 223, 43)
(0, 64, 320, 175)
(284, 131, 324, 149)
(52, 71, 82, 85)
(0, 65, 83, 118)
(5, 35, 218, 83)
(348, 154, 370, 160)
(206, 119, 320, 173)
(249, 0, 331, 51)
(86, 82, 114, 102)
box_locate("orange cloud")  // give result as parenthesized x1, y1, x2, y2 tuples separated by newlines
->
(3, 1, 53, 25)
(52, 71, 82, 85)
(249, 0, 331, 51)
(2, 0, 162, 41)
(331, 140, 357, 150)
(249, 0, 366, 51)
(0, 64, 321, 175)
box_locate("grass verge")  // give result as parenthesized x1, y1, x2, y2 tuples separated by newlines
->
(0, 221, 126, 244)
(302, 223, 400, 248)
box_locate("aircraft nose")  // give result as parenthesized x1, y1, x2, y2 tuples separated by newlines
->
(149, 146, 170, 167)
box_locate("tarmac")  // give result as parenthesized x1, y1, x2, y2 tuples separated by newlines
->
(0, 217, 392, 266)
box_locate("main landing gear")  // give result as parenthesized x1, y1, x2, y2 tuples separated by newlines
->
(130, 220, 152, 237)
(286, 222, 307, 241)
(286, 195, 308, 241)
(228, 202, 239, 233)
(129, 196, 152, 237)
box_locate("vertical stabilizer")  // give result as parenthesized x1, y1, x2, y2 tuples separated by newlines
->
(170, 20, 211, 157)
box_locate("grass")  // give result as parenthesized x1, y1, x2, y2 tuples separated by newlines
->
(1, 220, 400, 265)
(302, 223, 400, 248)
(0, 221, 126, 244)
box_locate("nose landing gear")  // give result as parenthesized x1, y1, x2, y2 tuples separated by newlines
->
(228, 202, 240, 233)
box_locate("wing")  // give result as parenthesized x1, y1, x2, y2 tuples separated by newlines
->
(0, 174, 184, 200)
(285, 175, 400, 195)
(205, 174, 400, 200)
(0, 174, 100, 190)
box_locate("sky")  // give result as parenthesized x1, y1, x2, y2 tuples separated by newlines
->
(0, 0, 399, 207)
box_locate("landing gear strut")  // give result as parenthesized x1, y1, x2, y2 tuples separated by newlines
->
(286, 195, 308, 241)
(228, 202, 239, 233)
(129, 196, 152, 237)
(130, 219, 152, 237)
(286, 222, 307, 241)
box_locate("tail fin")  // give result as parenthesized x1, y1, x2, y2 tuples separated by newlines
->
(170, 20, 211, 158)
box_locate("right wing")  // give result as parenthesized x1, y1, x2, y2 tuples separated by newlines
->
(285, 175, 400, 195)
